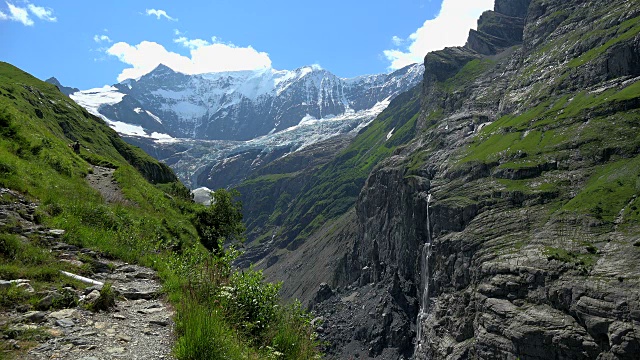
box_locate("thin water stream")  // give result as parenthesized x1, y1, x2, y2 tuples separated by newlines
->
(415, 193, 432, 355)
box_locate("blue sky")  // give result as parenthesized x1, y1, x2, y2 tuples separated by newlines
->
(0, 0, 493, 89)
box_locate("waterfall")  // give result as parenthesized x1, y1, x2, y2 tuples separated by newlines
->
(415, 193, 432, 355)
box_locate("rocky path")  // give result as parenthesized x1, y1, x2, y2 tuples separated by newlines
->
(0, 188, 176, 359)
(23, 261, 175, 360)
(85, 166, 128, 204)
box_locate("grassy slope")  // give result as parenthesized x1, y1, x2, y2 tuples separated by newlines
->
(0, 61, 194, 261)
(0, 62, 319, 359)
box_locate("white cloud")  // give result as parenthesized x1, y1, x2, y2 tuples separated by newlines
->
(174, 36, 212, 50)
(384, 0, 494, 70)
(1, 2, 56, 25)
(28, 3, 55, 22)
(94, 34, 112, 43)
(145, 9, 176, 21)
(5, 2, 33, 26)
(391, 36, 404, 46)
(106, 38, 272, 82)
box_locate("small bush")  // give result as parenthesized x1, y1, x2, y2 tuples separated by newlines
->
(193, 188, 245, 255)
(42, 202, 63, 216)
(80, 153, 117, 168)
(0, 161, 15, 175)
(52, 287, 78, 309)
(218, 269, 281, 340)
(42, 151, 73, 176)
(0, 285, 31, 310)
(0, 105, 18, 139)
(157, 182, 193, 201)
(15, 242, 49, 266)
(0, 233, 21, 259)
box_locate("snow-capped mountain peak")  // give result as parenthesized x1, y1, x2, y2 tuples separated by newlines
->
(71, 63, 424, 142)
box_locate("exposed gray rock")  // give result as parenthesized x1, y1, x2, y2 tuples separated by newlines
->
(149, 318, 170, 327)
(48, 229, 66, 237)
(121, 289, 157, 300)
(48, 308, 77, 320)
(81, 290, 101, 304)
(37, 291, 63, 310)
(22, 311, 46, 323)
(55, 318, 75, 328)
(312, 283, 334, 306)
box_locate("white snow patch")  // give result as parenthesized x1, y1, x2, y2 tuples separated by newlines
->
(150, 132, 173, 140)
(145, 110, 163, 124)
(155, 137, 181, 144)
(298, 114, 318, 126)
(476, 122, 492, 133)
(151, 89, 196, 100)
(71, 88, 173, 140)
(165, 102, 207, 119)
(386, 127, 395, 141)
(70, 86, 125, 117)
(244, 97, 392, 152)
(109, 121, 147, 137)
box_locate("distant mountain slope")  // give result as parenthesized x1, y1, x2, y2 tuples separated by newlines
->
(234, 84, 422, 265)
(66, 63, 424, 192)
(45, 76, 79, 97)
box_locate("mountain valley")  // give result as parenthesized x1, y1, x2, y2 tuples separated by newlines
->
(10, 0, 640, 358)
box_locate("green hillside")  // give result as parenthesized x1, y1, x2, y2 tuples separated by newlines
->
(0, 61, 192, 261)
(0, 62, 319, 359)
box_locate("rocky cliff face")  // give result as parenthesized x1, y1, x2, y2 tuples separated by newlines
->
(269, 0, 640, 359)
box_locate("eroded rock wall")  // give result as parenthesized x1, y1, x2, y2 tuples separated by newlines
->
(309, 0, 640, 358)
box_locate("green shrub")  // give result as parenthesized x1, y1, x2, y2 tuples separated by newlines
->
(88, 282, 116, 312)
(193, 188, 245, 254)
(80, 153, 118, 168)
(223, 269, 281, 339)
(0, 233, 20, 259)
(0, 285, 32, 310)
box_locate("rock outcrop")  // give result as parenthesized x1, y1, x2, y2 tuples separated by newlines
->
(466, 0, 530, 55)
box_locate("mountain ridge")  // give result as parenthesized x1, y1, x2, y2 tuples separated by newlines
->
(70, 63, 424, 142)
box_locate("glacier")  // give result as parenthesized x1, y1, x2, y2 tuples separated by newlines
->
(69, 63, 424, 187)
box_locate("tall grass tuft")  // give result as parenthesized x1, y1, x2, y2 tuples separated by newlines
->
(174, 300, 251, 360)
